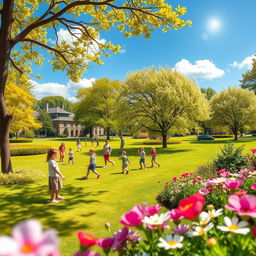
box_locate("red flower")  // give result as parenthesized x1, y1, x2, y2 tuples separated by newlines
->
(234, 190, 247, 196)
(77, 232, 97, 247)
(177, 193, 205, 219)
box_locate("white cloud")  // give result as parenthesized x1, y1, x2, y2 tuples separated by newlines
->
(31, 78, 95, 103)
(230, 55, 255, 69)
(174, 59, 225, 80)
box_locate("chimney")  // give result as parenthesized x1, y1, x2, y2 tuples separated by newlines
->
(61, 103, 64, 109)
(45, 102, 49, 112)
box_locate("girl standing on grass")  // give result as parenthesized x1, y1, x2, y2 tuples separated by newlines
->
(83, 149, 100, 179)
(47, 148, 65, 204)
(76, 139, 82, 152)
(58, 143, 66, 162)
(138, 147, 147, 170)
(120, 151, 130, 174)
(150, 147, 160, 167)
(68, 148, 74, 164)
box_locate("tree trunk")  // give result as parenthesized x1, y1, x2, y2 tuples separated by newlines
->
(106, 129, 110, 140)
(0, 0, 15, 173)
(162, 131, 167, 148)
(234, 129, 238, 141)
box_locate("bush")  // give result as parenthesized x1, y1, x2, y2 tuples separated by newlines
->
(58, 134, 67, 138)
(10, 145, 49, 156)
(121, 133, 132, 137)
(194, 162, 216, 179)
(9, 138, 33, 143)
(0, 170, 45, 185)
(132, 132, 148, 139)
(212, 143, 246, 172)
(212, 134, 233, 138)
(143, 139, 181, 145)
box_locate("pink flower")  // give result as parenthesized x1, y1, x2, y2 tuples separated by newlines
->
(217, 168, 227, 174)
(219, 171, 230, 177)
(77, 232, 97, 247)
(238, 175, 246, 180)
(169, 209, 183, 222)
(239, 169, 248, 175)
(251, 184, 256, 190)
(120, 205, 145, 226)
(252, 227, 256, 238)
(145, 205, 161, 216)
(225, 195, 256, 218)
(112, 227, 140, 251)
(223, 179, 243, 190)
(251, 149, 256, 153)
(199, 188, 210, 195)
(172, 177, 178, 181)
(73, 251, 100, 256)
(234, 190, 247, 196)
(172, 224, 190, 235)
(0, 219, 59, 256)
(96, 238, 114, 249)
(181, 172, 193, 177)
(254, 160, 256, 164)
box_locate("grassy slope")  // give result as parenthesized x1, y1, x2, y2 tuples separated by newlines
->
(1, 136, 256, 255)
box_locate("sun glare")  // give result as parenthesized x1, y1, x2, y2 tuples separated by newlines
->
(208, 18, 221, 33)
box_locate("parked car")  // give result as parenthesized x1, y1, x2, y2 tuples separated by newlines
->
(197, 134, 215, 141)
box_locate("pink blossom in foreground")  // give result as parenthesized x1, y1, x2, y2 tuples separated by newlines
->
(120, 205, 145, 227)
(172, 224, 190, 235)
(169, 209, 183, 222)
(96, 237, 115, 249)
(199, 188, 210, 195)
(77, 232, 97, 247)
(225, 195, 256, 218)
(0, 219, 59, 256)
(251, 149, 256, 153)
(181, 172, 193, 177)
(239, 169, 248, 175)
(219, 171, 231, 178)
(223, 179, 243, 190)
(73, 251, 100, 256)
(234, 190, 247, 197)
(217, 168, 227, 174)
(251, 184, 256, 190)
(145, 205, 161, 216)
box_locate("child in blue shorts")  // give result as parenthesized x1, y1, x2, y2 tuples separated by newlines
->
(138, 147, 146, 170)
(83, 149, 100, 179)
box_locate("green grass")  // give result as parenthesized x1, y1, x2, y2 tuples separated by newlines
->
(1, 135, 256, 255)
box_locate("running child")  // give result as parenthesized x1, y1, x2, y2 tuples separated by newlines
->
(119, 151, 130, 174)
(150, 147, 160, 167)
(103, 140, 115, 167)
(138, 147, 146, 170)
(68, 148, 74, 164)
(47, 148, 65, 203)
(83, 149, 100, 179)
(58, 143, 66, 162)
(76, 139, 82, 152)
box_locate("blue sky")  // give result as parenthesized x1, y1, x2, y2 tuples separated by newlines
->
(31, 0, 256, 101)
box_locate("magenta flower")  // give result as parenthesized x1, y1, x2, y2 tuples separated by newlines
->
(181, 172, 193, 177)
(251, 149, 256, 153)
(251, 184, 256, 190)
(0, 219, 59, 256)
(225, 195, 256, 218)
(120, 205, 145, 226)
(169, 209, 183, 221)
(223, 179, 243, 190)
(145, 204, 161, 216)
(217, 168, 227, 174)
(73, 251, 100, 256)
(96, 237, 114, 249)
(172, 177, 178, 182)
(239, 169, 248, 175)
(219, 171, 231, 177)
(199, 188, 210, 195)
(172, 224, 190, 235)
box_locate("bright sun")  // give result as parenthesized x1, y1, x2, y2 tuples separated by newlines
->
(208, 18, 221, 32)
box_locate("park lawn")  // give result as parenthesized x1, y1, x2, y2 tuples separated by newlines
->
(1, 135, 256, 255)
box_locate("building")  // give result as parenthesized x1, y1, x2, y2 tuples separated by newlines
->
(45, 103, 105, 137)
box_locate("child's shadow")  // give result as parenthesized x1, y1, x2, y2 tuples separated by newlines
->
(75, 177, 86, 180)
(110, 172, 124, 175)
(131, 168, 143, 171)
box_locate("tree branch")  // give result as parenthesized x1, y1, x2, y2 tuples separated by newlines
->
(10, 57, 24, 74)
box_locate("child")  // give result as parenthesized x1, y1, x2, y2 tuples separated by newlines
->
(58, 143, 66, 162)
(138, 147, 146, 170)
(150, 147, 160, 167)
(76, 139, 82, 152)
(68, 148, 74, 164)
(47, 148, 65, 203)
(120, 151, 130, 174)
(83, 149, 100, 179)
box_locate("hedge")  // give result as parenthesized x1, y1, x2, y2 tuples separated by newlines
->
(9, 145, 49, 156)
(10, 138, 33, 143)
(212, 134, 233, 138)
(143, 139, 182, 145)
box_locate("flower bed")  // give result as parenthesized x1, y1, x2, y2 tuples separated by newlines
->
(9, 145, 49, 156)
(143, 139, 182, 145)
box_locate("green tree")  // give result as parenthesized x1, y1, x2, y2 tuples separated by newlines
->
(118, 68, 210, 148)
(0, 0, 191, 173)
(37, 96, 74, 112)
(240, 56, 256, 92)
(37, 109, 55, 137)
(201, 87, 216, 100)
(210, 88, 256, 140)
(75, 78, 121, 140)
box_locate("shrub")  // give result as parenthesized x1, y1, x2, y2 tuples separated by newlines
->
(212, 143, 246, 172)
(9, 138, 33, 143)
(194, 162, 216, 179)
(143, 139, 181, 145)
(132, 132, 149, 139)
(0, 170, 45, 185)
(10, 145, 49, 156)
(58, 134, 67, 138)
(121, 132, 132, 137)
(212, 134, 233, 138)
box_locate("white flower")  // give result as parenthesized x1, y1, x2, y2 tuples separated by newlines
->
(217, 217, 250, 235)
(200, 209, 223, 220)
(143, 212, 170, 226)
(210, 177, 227, 184)
(188, 223, 214, 237)
(158, 235, 183, 250)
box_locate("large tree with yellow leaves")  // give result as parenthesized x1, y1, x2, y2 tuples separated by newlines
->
(0, 0, 191, 173)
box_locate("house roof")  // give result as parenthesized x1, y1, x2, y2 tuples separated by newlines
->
(48, 107, 72, 115)
(52, 116, 74, 122)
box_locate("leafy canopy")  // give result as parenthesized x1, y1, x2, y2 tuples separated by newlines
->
(240, 56, 256, 93)
(37, 96, 74, 112)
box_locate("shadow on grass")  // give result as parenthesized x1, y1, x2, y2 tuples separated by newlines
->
(0, 184, 107, 236)
(189, 137, 256, 145)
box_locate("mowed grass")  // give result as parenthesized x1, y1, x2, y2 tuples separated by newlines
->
(1, 136, 256, 255)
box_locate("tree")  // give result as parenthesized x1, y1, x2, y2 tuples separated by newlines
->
(201, 87, 216, 100)
(0, 0, 191, 173)
(210, 88, 256, 140)
(240, 56, 256, 92)
(38, 96, 73, 112)
(75, 78, 121, 140)
(118, 68, 210, 148)
(6, 82, 41, 138)
(37, 109, 55, 137)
